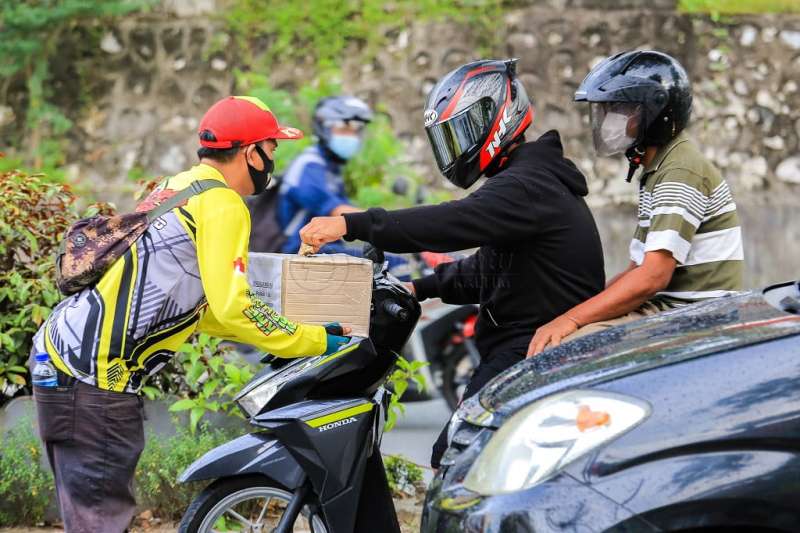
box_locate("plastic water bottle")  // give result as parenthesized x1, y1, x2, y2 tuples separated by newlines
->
(32, 353, 57, 388)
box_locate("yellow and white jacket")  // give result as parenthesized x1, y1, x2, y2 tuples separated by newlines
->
(34, 164, 326, 393)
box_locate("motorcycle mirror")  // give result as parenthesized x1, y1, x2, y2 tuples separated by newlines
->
(363, 243, 385, 265)
(391, 176, 410, 197)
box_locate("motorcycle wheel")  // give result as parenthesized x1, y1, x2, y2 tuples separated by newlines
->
(441, 346, 476, 411)
(178, 475, 328, 533)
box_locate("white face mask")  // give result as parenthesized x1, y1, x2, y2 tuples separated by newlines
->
(591, 102, 642, 156)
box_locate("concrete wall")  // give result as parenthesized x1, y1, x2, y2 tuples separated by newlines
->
(4, 0, 798, 286)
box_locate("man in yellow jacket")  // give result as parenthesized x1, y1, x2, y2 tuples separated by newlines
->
(30, 96, 349, 532)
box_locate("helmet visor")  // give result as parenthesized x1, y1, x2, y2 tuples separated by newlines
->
(426, 98, 494, 171)
(590, 102, 642, 156)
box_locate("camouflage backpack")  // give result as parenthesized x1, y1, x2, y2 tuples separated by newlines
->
(55, 179, 227, 295)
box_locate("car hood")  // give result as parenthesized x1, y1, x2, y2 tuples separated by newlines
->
(473, 288, 800, 424)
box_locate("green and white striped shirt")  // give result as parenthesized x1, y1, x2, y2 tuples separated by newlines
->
(631, 132, 744, 306)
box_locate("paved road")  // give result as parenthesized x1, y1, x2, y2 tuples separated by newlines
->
(381, 398, 452, 481)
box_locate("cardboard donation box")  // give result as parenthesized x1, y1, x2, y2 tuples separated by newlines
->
(247, 253, 373, 337)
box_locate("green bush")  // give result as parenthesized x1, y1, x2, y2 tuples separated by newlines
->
(226, 0, 503, 70)
(0, 0, 151, 172)
(0, 170, 112, 402)
(679, 0, 800, 13)
(164, 334, 255, 434)
(135, 424, 235, 520)
(384, 454, 424, 497)
(0, 419, 55, 526)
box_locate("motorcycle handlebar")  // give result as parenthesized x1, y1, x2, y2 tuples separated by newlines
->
(382, 300, 409, 321)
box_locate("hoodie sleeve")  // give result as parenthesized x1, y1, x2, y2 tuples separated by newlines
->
(343, 176, 539, 253)
(192, 187, 327, 357)
(412, 250, 483, 304)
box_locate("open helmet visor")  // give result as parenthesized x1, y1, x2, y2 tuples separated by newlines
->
(590, 102, 643, 156)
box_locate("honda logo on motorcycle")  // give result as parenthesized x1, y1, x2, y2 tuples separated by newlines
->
(485, 106, 512, 159)
(318, 416, 357, 432)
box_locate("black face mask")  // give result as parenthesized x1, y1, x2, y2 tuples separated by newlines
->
(247, 144, 274, 195)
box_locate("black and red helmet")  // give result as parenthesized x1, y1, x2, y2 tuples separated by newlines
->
(424, 59, 534, 189)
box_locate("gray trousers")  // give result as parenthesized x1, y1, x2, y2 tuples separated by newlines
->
(33, 378, 144, 533)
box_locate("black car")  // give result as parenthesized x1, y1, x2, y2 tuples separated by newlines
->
(422, 282, 800, 533)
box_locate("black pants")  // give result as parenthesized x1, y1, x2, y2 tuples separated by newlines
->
(33, 378, 144, 533)
(431, 350, 525, 468)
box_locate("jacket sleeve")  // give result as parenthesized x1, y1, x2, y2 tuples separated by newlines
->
(193, 187, 327, 357)
(343, 176, 538, 253)
(412, 250, 482, 304)
(287, 162, 348, 217)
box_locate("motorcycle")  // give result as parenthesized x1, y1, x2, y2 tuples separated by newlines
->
(177, 246, 421, 533)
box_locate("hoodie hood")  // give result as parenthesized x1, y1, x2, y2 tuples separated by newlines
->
(504, 130, 589, 197)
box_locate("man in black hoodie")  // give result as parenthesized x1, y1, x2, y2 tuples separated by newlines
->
(301, 59, 605, 468)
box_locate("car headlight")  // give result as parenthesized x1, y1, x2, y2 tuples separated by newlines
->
(463, 390, 650, 495)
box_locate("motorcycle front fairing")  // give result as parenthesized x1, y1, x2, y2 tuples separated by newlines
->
(177, 432, 305, 490)
(253, 397, 380, 533)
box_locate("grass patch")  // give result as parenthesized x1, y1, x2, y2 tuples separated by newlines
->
(679, 0, 800, 14)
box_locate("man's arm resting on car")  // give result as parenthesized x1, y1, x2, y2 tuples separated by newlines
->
(605, 260, 637, 288)
(527, 250, 677, 356)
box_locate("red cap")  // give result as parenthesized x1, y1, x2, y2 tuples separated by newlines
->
(198, 96, 304, 148)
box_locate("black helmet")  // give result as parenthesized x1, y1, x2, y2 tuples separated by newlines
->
(312, 95, 373, 146)
(575, 50, 692, 161)
(424, 58, 533, 189)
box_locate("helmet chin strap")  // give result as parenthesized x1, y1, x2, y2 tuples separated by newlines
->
(625, 145, 646, 183)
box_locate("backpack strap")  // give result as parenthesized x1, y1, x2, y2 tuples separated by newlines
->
(146, 179, 228, 223)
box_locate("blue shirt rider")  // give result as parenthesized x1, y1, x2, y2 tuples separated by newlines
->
(278, 96, 371, 254)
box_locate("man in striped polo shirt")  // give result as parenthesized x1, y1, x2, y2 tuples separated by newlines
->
(528, 50, 744, 356)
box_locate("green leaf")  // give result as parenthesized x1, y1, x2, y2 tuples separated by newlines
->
(202, 379, 219, 398)
(208, 356, 223, 373)
(385, 409, 397, 432)
(178, 343, 193, 353)
(140, 386, 159, 401)
(224, 364, 240, 383)
(220, 384, 238, 395)
(186, 362, 205, 384)
(190, 407, 205, 433)
(8, 373, 26, 385)
(393, 379, 408, 399)
(409, 360, 429, 372)
(169, 398, 196, 412)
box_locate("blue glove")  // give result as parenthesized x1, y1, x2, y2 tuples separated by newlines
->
(323, 322, 350, 356)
